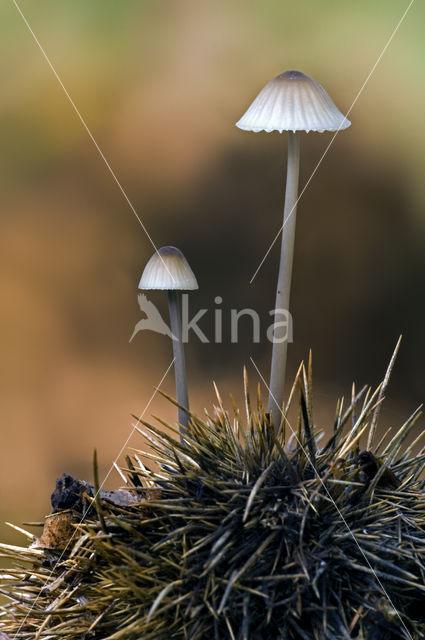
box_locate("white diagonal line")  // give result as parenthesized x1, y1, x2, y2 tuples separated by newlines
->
(12, 358, 175, 639)
(250, 0, 416, 284)
(249, 356, 413, 639)
(93, 358, 176, 491)
(11, 0, 175, 282)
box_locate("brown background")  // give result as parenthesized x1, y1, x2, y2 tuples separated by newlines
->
(1, 0, 424, 546)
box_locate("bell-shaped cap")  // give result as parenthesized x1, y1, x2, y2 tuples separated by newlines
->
(138, 246, 199, 291)
(236, 70, 351, 134)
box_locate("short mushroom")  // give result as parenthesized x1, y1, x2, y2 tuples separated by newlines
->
(138, 246, 198, 440)
(236, 70, 350, 426)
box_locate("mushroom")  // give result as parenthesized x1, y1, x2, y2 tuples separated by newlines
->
(138, 246, 198, 440)
(236, 70, 350, 425)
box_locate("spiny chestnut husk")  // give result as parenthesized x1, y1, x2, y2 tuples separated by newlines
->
(1, 361, 425, 639)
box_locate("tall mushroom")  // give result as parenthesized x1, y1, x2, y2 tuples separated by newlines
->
(236, 70, 351, 425)
(138, 246, 198, 440)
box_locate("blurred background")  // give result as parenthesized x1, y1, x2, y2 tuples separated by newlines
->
(1, 0, 424, 544)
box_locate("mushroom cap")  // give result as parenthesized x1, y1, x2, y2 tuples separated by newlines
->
(236, 70, 351, 133)
(138, 246, 199, 291)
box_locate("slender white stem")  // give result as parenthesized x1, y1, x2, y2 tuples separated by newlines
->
(167, 291, 190, 441)
(268, 131, 301, 424)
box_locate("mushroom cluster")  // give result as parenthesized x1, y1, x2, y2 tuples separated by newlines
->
(134, 69, 351, 440)
(2, 69, 425, 640)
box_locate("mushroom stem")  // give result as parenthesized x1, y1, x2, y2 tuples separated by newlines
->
(268, 130, 300, 424)
(167, 290, 190, 440)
